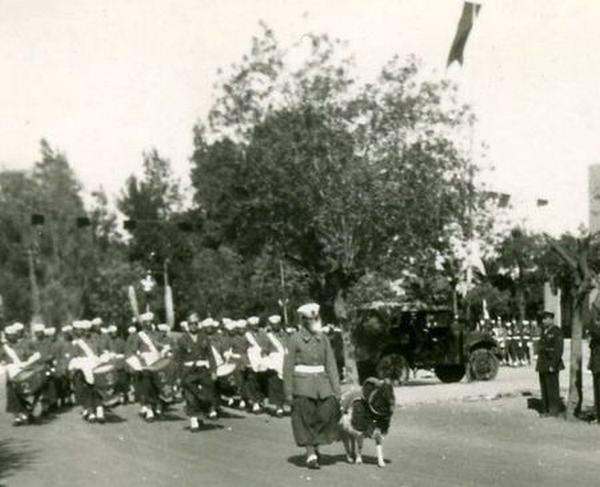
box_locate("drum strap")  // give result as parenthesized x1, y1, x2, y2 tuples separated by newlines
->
(74, 339, 97, 358)
(138, 331, 159, 355)
(2, 343, 22, 365)
(267, 332, 285, 354)
(211, 345, 224, 367)
(245, 331, 261, 351)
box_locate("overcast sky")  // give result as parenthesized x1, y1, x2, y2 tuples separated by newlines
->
(1, 0, 598, 235)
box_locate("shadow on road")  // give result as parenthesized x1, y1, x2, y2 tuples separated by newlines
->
(287, 453, 390, 468)
(183, 422, 224, 432)
(0, 437, 38, 486)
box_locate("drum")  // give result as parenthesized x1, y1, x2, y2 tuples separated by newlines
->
(93, 363, 119, 406)
(148, 357, 178, 403)
(12, 363, 47, 397)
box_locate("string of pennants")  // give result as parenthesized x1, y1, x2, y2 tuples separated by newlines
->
(27, 214, 200, 232)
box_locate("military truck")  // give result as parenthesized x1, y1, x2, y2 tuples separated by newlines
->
(351, 301, 500, 385)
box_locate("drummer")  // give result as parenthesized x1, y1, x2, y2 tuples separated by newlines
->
(127, 312, 169, 422)
(174, 313, 217, 431)
(32, 323, 59, 416)
(69, 320, 109, 423)
(283, 303, 341, 470)
(0, 323, 42, 426)
(265, 315, 287, 417)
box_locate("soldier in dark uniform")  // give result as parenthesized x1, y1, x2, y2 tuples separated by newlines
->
(587, 309, 600, 422)
(284, 303, 341, 469)
(54, 324, 75, 408)
(31, 323, 59, 415)
(174, 314, 217, 431)
(536, 311, 564, 417)
(265, 314, 287, 416)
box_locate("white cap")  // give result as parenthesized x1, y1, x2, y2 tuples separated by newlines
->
(100, 327, 110, 334)
(91, 317, 103, 326)
(80, 320, 92, 330)
(297, 303, 320, 319)
(32, 323, 45, 333)
(236, 319, 247, 329)
(140, 312, 155, 322)
(247, 316, 260, 326)
(268, 315, 282, 325)
(12, 322, 25, 332)
(157, 323, 170, 332)
(4, 324, 16, 335)
(224, 320, 235, 331)
(62, 325, 73, 333)
(127, 325, 137, 334)
(44, 327, 56, 336)
(108, 325, 118, 333)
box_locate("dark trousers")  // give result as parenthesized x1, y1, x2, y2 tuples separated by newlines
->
(72, 372, 102, 410)
(267, 371, 285, 408)
(241, 369, 262, 404)
(593, 373, 600, 421)
(136, 371, 160, 408)
(181, 367, 216, 416)
(539, 371, 561, 415)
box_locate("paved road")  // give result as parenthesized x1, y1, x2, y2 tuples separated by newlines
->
(1, 348, 598, 487)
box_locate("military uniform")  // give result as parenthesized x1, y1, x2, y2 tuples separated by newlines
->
(536, 321, 564, 416)
(283, 325, 341, 448)
(588, 316, 600, 421)
(174, 331, 217, 419)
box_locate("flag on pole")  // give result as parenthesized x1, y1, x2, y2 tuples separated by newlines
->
(447, 2, 482, 67)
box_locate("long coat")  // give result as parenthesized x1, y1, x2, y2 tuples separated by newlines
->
(536, 324, 564, 373)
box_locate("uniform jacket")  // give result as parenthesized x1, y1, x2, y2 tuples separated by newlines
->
(0, 339, 37, 365)
(536, 324, 564, 373)
(588, 319, 600, 373)
(174, 332, 216, 371)
(283, 328, 340, 399)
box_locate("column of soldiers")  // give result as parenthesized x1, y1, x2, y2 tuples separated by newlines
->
(1, 310, 346, 432)
(490, 319, 536, 367)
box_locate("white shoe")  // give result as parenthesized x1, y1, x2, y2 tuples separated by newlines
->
(239, 400, 246, 409)
(276, 408, 284, 417)
(145, 409, 155, 422)
(96, 406, 105, 423)
(227, 398, 235, 407)
(190, 416, 200, 431)
(208, 410, 217, 419)
(252, 403, 261, 413)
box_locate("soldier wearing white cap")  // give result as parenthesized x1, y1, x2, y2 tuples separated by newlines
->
(69, 319, 109, 423)
(174, 313, 218, 431)
(0, 323, 44, 425)
(283, 303, 341, 469)
(31, 323, 59, 415)
(127, 311, 170, 422)
(54, 325, 75, 408)
(265, 314, 287, 416)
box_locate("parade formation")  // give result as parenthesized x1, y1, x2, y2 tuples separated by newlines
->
(0, 303, 351, 469)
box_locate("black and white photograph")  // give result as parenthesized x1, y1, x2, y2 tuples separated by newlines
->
(1, 1, 600, 486)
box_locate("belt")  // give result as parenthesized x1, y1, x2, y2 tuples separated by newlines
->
(184, 360, 210, 368)
(294, 365, 325, 374)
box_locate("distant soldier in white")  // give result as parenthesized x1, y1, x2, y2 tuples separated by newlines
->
(174, 313, 217, 431)
(284, 303, 341, 469)
(244, 316, 270, 412)
(126, 312, 171, 421)
(0, 323, 45, 425)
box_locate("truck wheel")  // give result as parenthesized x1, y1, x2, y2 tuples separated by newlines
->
(469, 349, 499, 381)
(376, 353, 410, 386)
(434, 365, 466, 383)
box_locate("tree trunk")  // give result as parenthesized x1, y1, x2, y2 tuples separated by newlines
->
(566, 297, 583, 420)
(333, 289, 359, 385)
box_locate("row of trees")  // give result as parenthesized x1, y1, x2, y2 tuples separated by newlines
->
(0, 25, 588, 335)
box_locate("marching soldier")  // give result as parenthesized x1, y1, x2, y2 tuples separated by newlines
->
(69, 320, 110, 423)
(536, 311, 564, 417)
(32, 323, 59, 415)
(174, 313, 217, 431)
(126, 312, 169, 422)
(265, 315, 287, 416)
(283, 303, 341, 470)
(54, 324, 75, 408)
(0, 323, 44, 425)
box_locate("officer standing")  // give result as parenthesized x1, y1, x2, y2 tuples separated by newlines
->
(536, 311, 564, 417)
(588, 311, 600, 422)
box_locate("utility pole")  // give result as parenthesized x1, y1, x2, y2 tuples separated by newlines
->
(26, 248, 42, 326)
